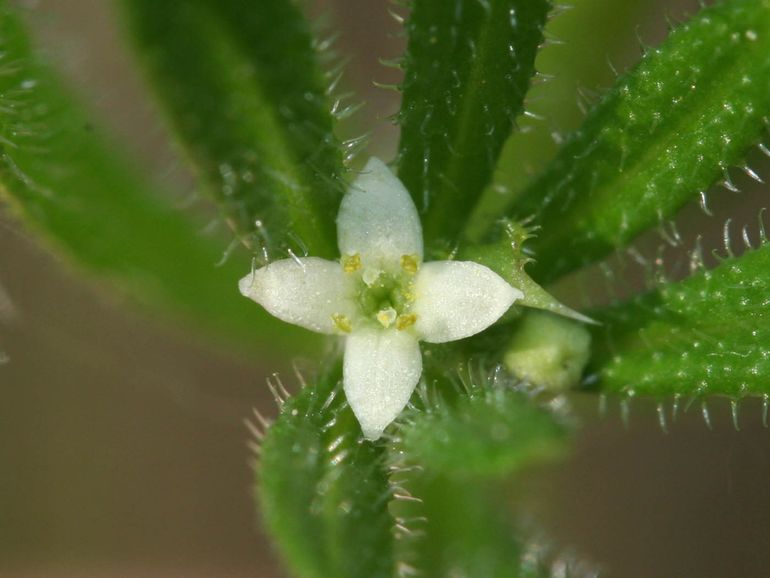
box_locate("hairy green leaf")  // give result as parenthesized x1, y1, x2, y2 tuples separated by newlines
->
(589, 239, 770, 397)
(122, 0, 344, 259)
(391, 372, 564, 576)
(392, 473, 527, 578)
(0, 4, 312, 353)
(502, 0, 770, 283)
(401, 383, 567, 478)
(467, 0, 651, 239)
(258, 364, 393, 578)
(398, 0, 550, 247)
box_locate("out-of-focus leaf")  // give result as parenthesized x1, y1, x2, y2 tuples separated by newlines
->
(392, 473, 527, 578)
(401, 383, 567, 478)
(589, 239, 770, 397)
(0, 4, 314, 353)
(499, 0, 770, 283)
(258, 363, 394, 578)
(398, 0, 550, 247)
(390, 371, 565, 576)
(122, 0, 344, 259)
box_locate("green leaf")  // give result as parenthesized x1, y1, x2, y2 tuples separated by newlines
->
(121, 0, 344, 259)
(466, 0, 651, 239)
(391, 374, 565, 576)
(258, 363, 394, 578)
(401, 383, 567, 479)
(398, 0, 550, 247)
(0, 4, 313, 353)
(391, 474, 528, 578)
(589, 239, 770, 397)
(500, 0, 770, 283)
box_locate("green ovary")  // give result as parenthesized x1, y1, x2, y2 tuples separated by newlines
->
(357, 273, 411, 316)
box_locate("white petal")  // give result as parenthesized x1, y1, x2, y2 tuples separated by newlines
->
(337, 157, 423, 266)
(239, 257, 355, 334)
(344, 328, 422, 440)
(413, 261, 523, 343)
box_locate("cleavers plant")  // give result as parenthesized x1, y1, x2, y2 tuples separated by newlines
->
(1, 0, 769, 575)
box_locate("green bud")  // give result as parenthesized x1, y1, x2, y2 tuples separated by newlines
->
(504, 311, 591, 392)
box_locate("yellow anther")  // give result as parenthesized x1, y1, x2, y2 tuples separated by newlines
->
(376, 307, 397, 328)
(400, 254, 420, 274)
(396, 313, 417, 331)
(332, 313, 353, 333)
(342, 254, 362, 273)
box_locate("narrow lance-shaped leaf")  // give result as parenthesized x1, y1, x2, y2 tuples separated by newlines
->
(466, 0, 652, 239)
(398, 0, 550, 247)
(121, 0, 344, 259)
(257, 363, 394, 578)
(588, 238, 770, 398)
(499, 0, 770, 284)
(0, 4, 314, 353)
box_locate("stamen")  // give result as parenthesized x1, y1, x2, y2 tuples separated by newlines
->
(396, 313, 417, 331)
(332, 313, 353, 333)
(342, 253, 361, 273)
(376, 307, 397, 328)
(400, 254, 420, 274)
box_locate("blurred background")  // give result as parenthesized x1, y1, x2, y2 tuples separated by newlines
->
(2, 0, 770, 576)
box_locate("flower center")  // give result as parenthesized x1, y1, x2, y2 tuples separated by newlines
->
(333, 253, 420, 332)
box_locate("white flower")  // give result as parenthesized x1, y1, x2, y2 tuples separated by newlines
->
(239, 158, 523, 440)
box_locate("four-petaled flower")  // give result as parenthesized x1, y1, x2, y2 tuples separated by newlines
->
(240, 158, 522, 439)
